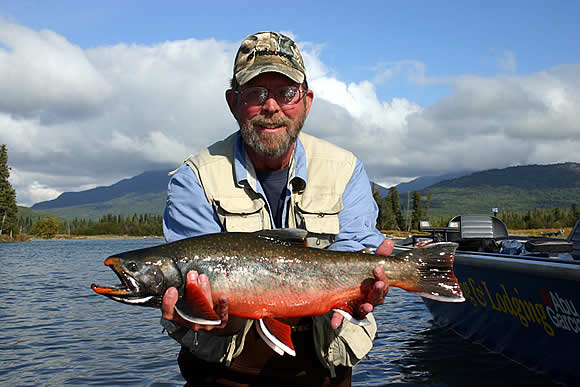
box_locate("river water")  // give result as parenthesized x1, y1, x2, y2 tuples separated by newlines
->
(0, 238, 560, 386)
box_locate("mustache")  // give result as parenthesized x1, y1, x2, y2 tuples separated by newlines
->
(248, 115, 292, 128)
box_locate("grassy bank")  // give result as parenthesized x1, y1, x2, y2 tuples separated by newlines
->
(0, 234, 31, 242)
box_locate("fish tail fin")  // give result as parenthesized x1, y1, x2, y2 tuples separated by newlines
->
(257, 318, 296, 356)
(174, 281, 221, 325)
(397, 242, 465, 303)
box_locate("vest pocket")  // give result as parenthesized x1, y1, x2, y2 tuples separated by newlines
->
(295, 199, 341, 235)
(294, 202, 341, 249)
(214, 199, 268, 232)
(297, 212, 340, 234)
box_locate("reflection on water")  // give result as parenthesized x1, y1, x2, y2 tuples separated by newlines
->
(0, 239, 560, 386)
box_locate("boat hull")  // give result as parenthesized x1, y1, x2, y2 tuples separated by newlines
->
(408, 248, 580, 385)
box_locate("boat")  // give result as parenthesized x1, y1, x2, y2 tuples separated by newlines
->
(394, 214, 580, 386)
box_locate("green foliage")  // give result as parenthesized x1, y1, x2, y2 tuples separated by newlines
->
(17, 212, 163, 237)
(410, 191, 423, 231)
(31, 217, 61, 239)
(389, 187, 404, 230)
(0, 145, 18, 235)
(375, 186, 404, 231)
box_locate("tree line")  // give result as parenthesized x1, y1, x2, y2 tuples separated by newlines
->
(17, 213, 163, 239)
(373, 184, 579, 231)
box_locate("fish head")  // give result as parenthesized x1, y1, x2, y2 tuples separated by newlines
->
(91, 253, 183, 307)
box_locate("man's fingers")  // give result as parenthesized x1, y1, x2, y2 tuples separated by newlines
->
(216, 296, 229, 329)
(372, 266, 388, 282)
(372, 267, 389, 299)
(161, 287, 178, 320)
(368, 281, 387, 306)
(358, 303, 374, 316)
(376, 239, 394, 256)
(187, 270, 199, 284)
(198, 274, 213, 308)
(331, 311, 344, 329)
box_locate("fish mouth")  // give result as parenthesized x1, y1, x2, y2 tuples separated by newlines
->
(91, 257, 154, 305)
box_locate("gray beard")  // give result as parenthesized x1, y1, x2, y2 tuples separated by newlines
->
(239, 113, 305, 159)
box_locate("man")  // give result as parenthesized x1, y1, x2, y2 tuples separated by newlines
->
(161, 31, 394, 386)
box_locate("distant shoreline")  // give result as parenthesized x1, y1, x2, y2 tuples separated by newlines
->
(2, 228, 571, 243)
(0, 234, 164, 242)
(52, 234, 164, 240)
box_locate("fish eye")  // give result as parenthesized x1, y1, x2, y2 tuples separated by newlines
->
(127, 262, 138, 272)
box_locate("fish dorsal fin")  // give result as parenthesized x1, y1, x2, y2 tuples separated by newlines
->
(174, 281, 221, 325)
(253, 228, 308, 246)
(256, 318, 296, 357)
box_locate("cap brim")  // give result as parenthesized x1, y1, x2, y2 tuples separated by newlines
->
(236, 63, 305, 86)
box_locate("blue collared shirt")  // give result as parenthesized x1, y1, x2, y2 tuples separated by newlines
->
(163, 132, 385, 252)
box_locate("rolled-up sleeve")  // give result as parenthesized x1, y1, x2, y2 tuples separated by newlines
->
(329, 160, 385, 252)
(163, 164, 222, 243)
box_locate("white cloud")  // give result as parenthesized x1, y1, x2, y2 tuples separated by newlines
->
(1, 21, 578, 207)
(0, 21, 112, 122)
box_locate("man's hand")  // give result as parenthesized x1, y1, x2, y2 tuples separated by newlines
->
(162, 271, 242, 334)
(330, 239, 393, 329)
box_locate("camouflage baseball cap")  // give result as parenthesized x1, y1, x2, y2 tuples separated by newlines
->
(233, 31, 306, 86)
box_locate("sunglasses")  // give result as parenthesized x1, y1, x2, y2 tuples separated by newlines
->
(234, 86, 307, 106)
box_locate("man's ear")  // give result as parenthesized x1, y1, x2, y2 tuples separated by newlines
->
(304, 89, 314, 117)
(225, 89, 237, 118)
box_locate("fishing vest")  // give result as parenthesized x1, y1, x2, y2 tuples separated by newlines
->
(184, 132, 357, 248)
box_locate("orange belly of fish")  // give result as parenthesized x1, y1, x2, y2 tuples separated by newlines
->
(215, 286, 362, 320)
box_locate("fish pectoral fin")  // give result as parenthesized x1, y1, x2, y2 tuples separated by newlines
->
(174, 282, 221, 325)
(332, 309, 371, 327)
(256, 318, 296, 357)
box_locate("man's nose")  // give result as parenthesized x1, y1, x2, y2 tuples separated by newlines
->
(261, 94, 281, 113)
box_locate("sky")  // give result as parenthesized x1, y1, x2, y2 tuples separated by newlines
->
(1, 1, 579, 207)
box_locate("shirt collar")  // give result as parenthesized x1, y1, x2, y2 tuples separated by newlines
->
(234, 131, 307, 192)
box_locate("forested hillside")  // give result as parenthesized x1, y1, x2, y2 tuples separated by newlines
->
(422, 163, 579, 217)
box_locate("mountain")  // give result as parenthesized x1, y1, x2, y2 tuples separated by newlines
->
(32, 170, 169, 210)
(395, 170, 472, 194)
(373, 171, 472, 197)
(25, 163, 580, 220)
(29, 170, 170, 220)
(421, 162, 580, 217)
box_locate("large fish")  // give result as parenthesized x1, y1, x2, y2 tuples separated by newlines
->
(92, 229, 463, 356)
